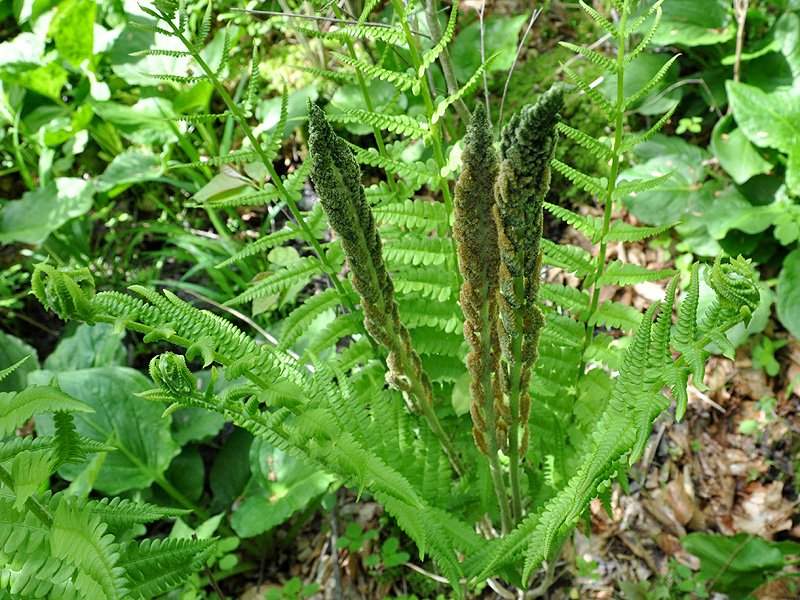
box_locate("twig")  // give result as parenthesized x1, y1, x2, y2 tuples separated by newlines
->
(424, 0, 470, 123)
(193, 533, 227, 599)
(497, 9, 542, 130)
(328, 492, 346, 600)
(232, 7, 432, 39)
(731, 0, 749, 91)
(688, 384, 725, 413)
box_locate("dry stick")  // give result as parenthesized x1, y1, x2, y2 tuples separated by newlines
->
(731, 0, 749, 88)
(497, 8, 543, 131)
(423, 0, 471, 123)
(193, 533, 227, 600)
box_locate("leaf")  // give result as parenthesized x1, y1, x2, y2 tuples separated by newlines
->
(777, 248, 800, 339)
(43, 323, 127, 372)
(632, 0, 734, 47)
(231, 439, 335, 537)
(0, 330, 38, 393)
(710, 115, 775, 185)
(90, 98, 180, 146)
(727, 81, 800, 156)
(448, 14, 531, 81)
(29, 367, 181, 495)
(97, 150, 165, 193)
(594, 261, 677, 286)
(0, 178, 95, 245)
(49, 0, 95, 69)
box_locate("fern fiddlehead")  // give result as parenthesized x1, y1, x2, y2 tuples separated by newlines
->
(307, 101, 466, 477)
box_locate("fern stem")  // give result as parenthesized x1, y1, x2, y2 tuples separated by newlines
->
(580, 5, 629, 372)
(161, 17, 358, 317)
(0, 464, 54, 526)
(389, 0, 459, 277)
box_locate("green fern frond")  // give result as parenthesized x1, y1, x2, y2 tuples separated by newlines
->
(266, 84, 289, 151)
(555, 122, 614, 161)
(432, 51, 502, 123)
(593, 260, 677, 286)
(541, 313, 585, 348)
(129, 48, 193, 58)
(586, 299, 643, 332)
(365, 180, 416, 206)
(551, 159, 608, 197)
(373, 199, 446, 232)
(332, 52, 416, 90)
(541, 239, 595, 278)
(383, 234, 452, 267)
(168, 149, 261, 170)
(398, 297, 462, 333)
(0, 386, 93, 437)
(562, 64, 616, 117)
(288, 64, 359, 84)
(242, 44, 261, 115)
(579, 0, 619, 38)
(225, 256, 325, 307)
(167, 112, 231, 123)
(418, 0, 459, 77)
(540, 283, 591, 314)
(279, 288, 349, 350)
(623, 54, 680, 109)
(409, 327, 464, 357)
(602, 221, 677, 243)
(558, 41, 616, 73)
(353, 146, 439, 187)
(195, 1, 213, 50)
(624, 0, 664, 38)
(0, 357, 27, 381)
(619, 102, 678, 154)
(119, 536, 216, 600)
(303, 313, 364, 356)
(544, 201, 604, 242)
(329, 24, 406, 45)
(328, 103, 429, 138)
(393, 267, 459, 302)
(130, 22, 173, 36)
(626, 4, 663, 64)
(90, 498, 189, 531)
(216, 227, 303, 268)
(145, 72, 211, 84)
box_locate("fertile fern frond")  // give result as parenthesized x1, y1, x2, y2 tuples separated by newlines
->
(225, 256, 325, 307)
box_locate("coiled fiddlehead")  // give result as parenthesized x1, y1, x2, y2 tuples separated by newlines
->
(31, 263, 96, 324)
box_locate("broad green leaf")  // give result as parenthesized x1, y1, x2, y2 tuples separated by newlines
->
(230, 439, 335, 537)
(161, 444, 205, 504)
(0, 330, 38, 393)
(49, 0, 95, 69)
(0, 32, 44, 70)
(209, 427, 253, 510)
(0, 178, 95, 245)
(90, 97, 181, 145)
(450, 372, 471, 417)
(777, 248, 800, 339)
(97, 149, 165, 193)
(449, 14, 530, 82)
(0, 61, 68, 100)
(43, 323, 126, 371)
(710, 115, 775, 184)
(29, 367, 180, 495)
(633, 0, 734, 47)
(727, 81, 800, 155)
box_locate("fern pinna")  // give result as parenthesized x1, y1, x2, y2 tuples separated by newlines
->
(0, 357, 214, 600)
(28, 0, 762, 597)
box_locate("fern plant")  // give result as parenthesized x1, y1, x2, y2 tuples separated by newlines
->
(29, 0, 762, 597)
(0, 357, 214, 600)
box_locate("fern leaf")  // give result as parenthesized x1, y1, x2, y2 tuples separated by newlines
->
(353, 146, 439, 187)
(195, 1, 213, 50)
(303, 313, 364, 356)
(91, 498, 189, 531)
(579, 0, 619, 38)
(215, 226, 304, 268)
(266, 85, 290, 152)
(242, 44, 261, 116)
(419, 0, 459, 77)
(541, 238, 595, 278)
(623, 54, 680, 110)
(602, 221, 677, 243)
(330, 338, 374, 371)
(144, 72, 211, 85)
(540, 313, 585, 348)
(332, 52, 416, 90)
(129, 49, 193, 58)
(555, 122, 614, 161)
(398, 297, 462, 333)
(167, 112, 231, 124)
(373, 199, 446, 232)
(0, 357, 27, 382)
(626, 4, 663, 64)
(593, 260, 677, 286)
(673, 263, 707, 389)
(279, 288, 348, 350)
(328, 102, 429, 138)
(383, 234, 451, 267)
(432, 51, 501, 123)
(225, 256, 325, 306)
(392, 267, 458, 302)
(408, 327, 464, 357)
(0, 386, 93, 437)
(168, 149, 262, 171)
(365, 180, 417, 206)
(288, 64, 358, 84)
(119, 536, 215, 600)
(624, 0, 665, 38)
(613, 169, 678, 199)
(358, 0, 382, 22)
(559, 41, 617, 73)
(328, 24, 406, 45)
(587, 299, 643, 332)
(544, 201, 604, 242)
(551, 159, 608, 198)
(619, 102, 678, 154)
(539, 283, 591, 314)
(562, 63, 616, 117)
